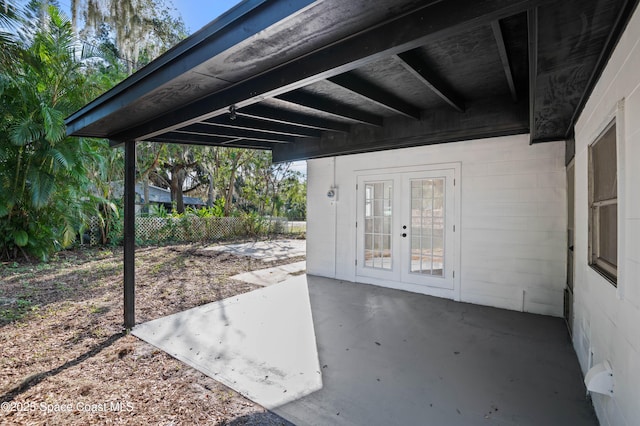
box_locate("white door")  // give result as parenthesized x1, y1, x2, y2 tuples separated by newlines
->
(356, 168, 456, 290)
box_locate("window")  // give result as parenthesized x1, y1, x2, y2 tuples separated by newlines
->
(588, 120, 617, 285)
(363, 181, 393, 270)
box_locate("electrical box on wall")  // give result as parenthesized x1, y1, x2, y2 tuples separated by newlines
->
(327, 186, 338, 202)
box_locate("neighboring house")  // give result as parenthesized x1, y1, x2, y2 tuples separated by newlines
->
(112, 183, 206, 213)
(135, 183, 205, 212)
(65, 1, 640, 424)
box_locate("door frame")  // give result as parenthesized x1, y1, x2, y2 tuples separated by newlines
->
(565, 159, 575, 335)
(353, 162, 461, 301)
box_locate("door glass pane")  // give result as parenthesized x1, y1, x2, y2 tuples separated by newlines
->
(410, 178, 445, 276)
(364, 181, 393, 270)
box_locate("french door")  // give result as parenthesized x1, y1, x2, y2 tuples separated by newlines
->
(356, 168, 456, 290)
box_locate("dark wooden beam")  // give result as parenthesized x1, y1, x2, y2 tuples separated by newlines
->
(150, 132, 275, 149)
(491, 20, 518, 102)
(123, 141, 136, 330)
(394, 51, 465, 112)
(113, 0, 548, 141)
(239, 105, 351, 133)
(150, 134, 235, 145)
(273, 96, 527, 162)
(527, 7, 538, 143)
(206, 115, 322, 137)
(276, 92, 383, 126)
(327, 73, 421, 119)
(176, 124, 295, 143)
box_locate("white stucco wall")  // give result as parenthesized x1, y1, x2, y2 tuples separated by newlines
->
(572, 7, 640, 425)
(307, 134, 567, 316)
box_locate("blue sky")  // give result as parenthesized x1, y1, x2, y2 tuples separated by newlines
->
(171, 0, 243, 34)
(11, 0, 242, 35)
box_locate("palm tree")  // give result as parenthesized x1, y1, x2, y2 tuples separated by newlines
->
(0, 6, 109, 260)
(0, 0, 22, 68)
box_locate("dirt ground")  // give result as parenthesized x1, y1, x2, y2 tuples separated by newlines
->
(0, 241, 303, 425)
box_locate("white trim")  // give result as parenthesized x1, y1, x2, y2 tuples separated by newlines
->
(353, 161, 461, 176)
(615, 99, 626, 300)
(587, 100, 624, 289)
(353, 162, 462, 301)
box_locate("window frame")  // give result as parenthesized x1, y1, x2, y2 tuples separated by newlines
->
(588, 119, 618, 286)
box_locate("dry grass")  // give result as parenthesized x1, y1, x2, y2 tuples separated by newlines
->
(0, 241, 302, 425)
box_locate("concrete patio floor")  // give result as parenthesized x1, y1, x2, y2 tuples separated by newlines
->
(202, 239, 306, 262)
(133, 275, 597, 426)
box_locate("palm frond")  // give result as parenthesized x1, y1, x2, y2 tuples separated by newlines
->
(27, 167, 55, 209)
(47, 147, 69, 170)
(40, 103, 66, 143)
(9, 117, 43, 146)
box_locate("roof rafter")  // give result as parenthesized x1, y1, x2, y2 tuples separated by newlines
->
(175, 124, 295, 143)
(273, 96, 528, 162)
(110, 0, 549, 142)
(491, 19, 518, 102)
(327, 73, 421, 119)
(394, 51, 465, 112)
(150, 132, 274, 149)
(276, 92, 383, 126)
(238, 104, 351, 133)
(205, 115, 322, 138)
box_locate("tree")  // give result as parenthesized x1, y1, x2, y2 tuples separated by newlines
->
(0, 6, 113, 259)
(0, 0, 22, 68)
(237, 151, 306, 219)
(281, 173, 307, 220)
(72, 0, 187, 73)
(148, 144, 200, 214)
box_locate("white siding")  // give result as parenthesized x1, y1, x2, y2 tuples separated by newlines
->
(306, 157, 337, 277)
(572, 6, 640, 426)
(307, 134, 567, 316)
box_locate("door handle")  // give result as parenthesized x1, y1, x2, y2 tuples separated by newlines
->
(402, 233, 407, 238)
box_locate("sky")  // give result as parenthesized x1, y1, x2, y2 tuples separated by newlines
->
(24, 0, 244, 35)
(171, 0, 243, 34)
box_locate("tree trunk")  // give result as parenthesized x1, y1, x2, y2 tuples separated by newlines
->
(207, 171, 215, 207)
(143, 177, 150, 215)
(170, 167, 186, 214)
(224, 168, 236, 216)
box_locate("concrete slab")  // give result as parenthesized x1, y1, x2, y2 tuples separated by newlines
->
(132, 277, 321, 408)
(230, 261, 306, 286)
(202, 239, 306, 262)
(134, 276, 597, 426)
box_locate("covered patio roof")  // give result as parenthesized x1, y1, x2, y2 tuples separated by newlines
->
(64, 0, 639, 329)
(65, 0, 639, 163)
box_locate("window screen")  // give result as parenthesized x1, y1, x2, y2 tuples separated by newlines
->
(589, 120, 617, 285)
